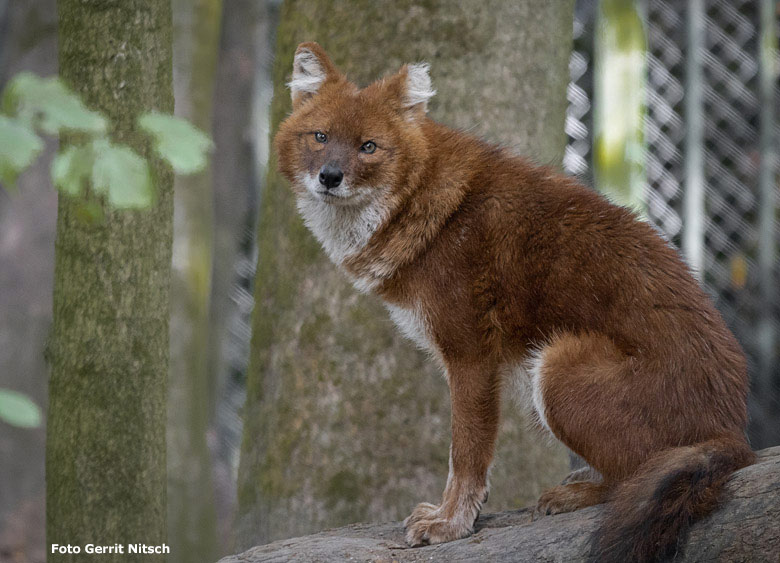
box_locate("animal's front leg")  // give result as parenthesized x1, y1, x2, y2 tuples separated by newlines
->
(404, 364, 500, 546)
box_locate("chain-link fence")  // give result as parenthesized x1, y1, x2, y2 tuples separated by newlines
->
(566, 0, 780, 447)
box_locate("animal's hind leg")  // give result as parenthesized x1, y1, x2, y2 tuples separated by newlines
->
(533, 480, 609, 519)
(529, 332, 664, 481)
(533, 462, 604, 518)
(528, 332, 671, 517)
(561, 464, 602, 485)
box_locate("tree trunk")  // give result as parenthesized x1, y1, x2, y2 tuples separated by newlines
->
(236, 0, 575, 548)
(221, 446, 780, 563)
(47, 2, 173, 562)
(168, 1, 222, 561)
(209, 0, 280, 548)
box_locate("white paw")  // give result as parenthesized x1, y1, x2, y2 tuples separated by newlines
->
(403, 502, 475, 546)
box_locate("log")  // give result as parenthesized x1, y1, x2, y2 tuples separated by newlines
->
(220, 447, 780, 562)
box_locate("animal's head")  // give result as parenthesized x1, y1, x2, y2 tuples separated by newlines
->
(275, 42, 434, 207)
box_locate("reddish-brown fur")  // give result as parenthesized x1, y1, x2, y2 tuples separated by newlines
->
(275, 43, 754, 561)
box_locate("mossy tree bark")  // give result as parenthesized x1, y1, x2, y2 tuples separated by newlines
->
(237, 0, 575, 548)
(47, 2, 173, 562)
(168, 1, 222, 561)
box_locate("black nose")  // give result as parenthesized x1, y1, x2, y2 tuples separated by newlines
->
(318, 164, 343, 190)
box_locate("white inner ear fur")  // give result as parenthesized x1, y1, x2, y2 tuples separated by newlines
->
(404, 63, 435, 112)
(288, 49, 327, 98)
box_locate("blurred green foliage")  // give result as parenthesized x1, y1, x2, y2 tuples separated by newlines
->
(0, 114, 43, 189)
(0, 72, 212, 427)
(139, 112, 213, 175)
(0, 72, 212, 208)
(0, 387, 42, 428)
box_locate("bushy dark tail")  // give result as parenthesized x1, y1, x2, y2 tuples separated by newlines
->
(590, 436, 754, 563)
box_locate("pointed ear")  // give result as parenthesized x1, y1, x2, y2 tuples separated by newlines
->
(383, 63, 436, 120)
(403, 63, 435, 114)
(288, 42, 340, 109)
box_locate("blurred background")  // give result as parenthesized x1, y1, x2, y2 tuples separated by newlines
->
(0, 1, 777, 562)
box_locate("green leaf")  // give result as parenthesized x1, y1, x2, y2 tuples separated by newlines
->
(91, 139, 154, 208)
(3, 72, 107, 135)
(0, 115, 44, 189)
(0, 388, 42, 428)
(51, 144, 94, 198)
(138, 112, 212, 174)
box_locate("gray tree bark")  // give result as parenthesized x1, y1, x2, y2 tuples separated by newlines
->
(47, 2, 174, 561)
(168, 1, 222, 561)
(206, 0, 279, 548)
(223, 446, 780, 563)
(236, 0, 575, 549)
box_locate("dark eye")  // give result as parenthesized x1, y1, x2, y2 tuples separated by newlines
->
(314, 131, 327, 143)
(360, 141, 376, 154)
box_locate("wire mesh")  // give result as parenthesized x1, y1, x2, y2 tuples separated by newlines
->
(567, 0, 780, 446)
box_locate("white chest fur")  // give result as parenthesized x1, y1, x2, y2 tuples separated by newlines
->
(296, 190, 389, 267)
(506, 353, 552, 434)
(385, 302, 434, 353)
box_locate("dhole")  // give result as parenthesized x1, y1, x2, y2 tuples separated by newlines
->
(274, 42, 754, 562)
